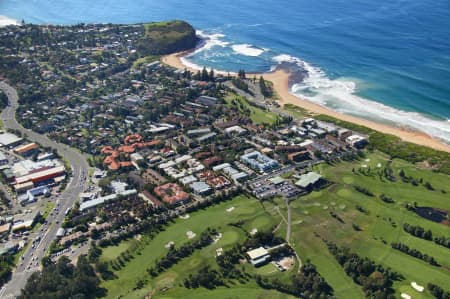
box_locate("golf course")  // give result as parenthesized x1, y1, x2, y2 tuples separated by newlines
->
(98, 151, 450, 299)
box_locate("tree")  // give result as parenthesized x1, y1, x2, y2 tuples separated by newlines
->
(259, 76, 273, 98)
(19, 255, 105, 298)
(201, 67, 209, 81)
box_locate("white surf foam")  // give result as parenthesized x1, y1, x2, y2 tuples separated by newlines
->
(181, 30, 229, 69)
(194, 30, 229, 54)
(181, 30, 237, 74)
(0, 15, 19, 27)
(231, 44, 265, 56)
(273, 54, 450, 144)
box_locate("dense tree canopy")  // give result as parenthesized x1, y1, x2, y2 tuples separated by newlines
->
(19, 255, 105, 299)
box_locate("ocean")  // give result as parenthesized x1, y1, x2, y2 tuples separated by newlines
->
(1, 0, 450, 143)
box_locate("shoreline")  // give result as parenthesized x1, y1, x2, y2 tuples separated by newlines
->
(162, 52, 450, 153)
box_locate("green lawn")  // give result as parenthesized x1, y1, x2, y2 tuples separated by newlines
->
(282, 103, 313, 118)
(132, 55, 160, 69)
(99, 239, 139, 263)
(155, 282, 295, 299)
(41, 201, 55, 219)
(100, 195, 281, 298)
(225, 93, 280, 125)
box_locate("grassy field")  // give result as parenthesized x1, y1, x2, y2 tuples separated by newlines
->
(100, 195, 284, 298)
(282, 103, 313, 119)
(281, 151, 450, 299)
(155, 282, 295, 299)
(132, 55, 160, 69)
(225, 93, 281, 125)
(99, 239, 139, 263)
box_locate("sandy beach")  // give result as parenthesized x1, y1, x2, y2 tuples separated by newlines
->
(162, 52, 450, 153)
(0, 15, 19, 27)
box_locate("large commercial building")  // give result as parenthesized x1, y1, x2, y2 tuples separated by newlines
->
(15, 165, 65, 185)
(14, 143, 38, 156)
(240, 151, 279, 173)
(80, 189, 137, 211)
(295, 172, 323, 190)
(0, 133, 23, 148)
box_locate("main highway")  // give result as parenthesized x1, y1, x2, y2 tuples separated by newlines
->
(0, 81, 90, 298)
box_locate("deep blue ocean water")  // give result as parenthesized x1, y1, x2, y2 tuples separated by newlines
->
(1, 0, 450, 142)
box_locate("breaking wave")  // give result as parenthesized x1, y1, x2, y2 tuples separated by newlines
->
(231, 44, 265, 56)
(273, 54, 450, 144)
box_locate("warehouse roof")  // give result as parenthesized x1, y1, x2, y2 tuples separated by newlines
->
(295, 172, 322, 188)
(0, 133, 22, 146)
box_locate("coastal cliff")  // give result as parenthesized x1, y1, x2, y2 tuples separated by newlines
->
(137, 20, 197, 55)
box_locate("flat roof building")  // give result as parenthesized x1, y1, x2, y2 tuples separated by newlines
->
(80, 189, 137, 211)
(240, 151, 279, 173)
(224, 125, 247, 135)
(246, 247, 271, 267)
(14, 143, 38, 156)
(179, 175, 198, 186)
(295, 172, 322, 189)
(0, 133, 23, 147)
(346, 134, 367, 148)
(190, 181, 212, 195)
(196, 132, 217, 142)
(15, 165, 65, 185)
(196, 96, 219, 106)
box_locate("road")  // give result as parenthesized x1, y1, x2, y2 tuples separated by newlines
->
(0, 81, 90, 298)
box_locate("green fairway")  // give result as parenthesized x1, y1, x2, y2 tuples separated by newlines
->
(100, 195, 281, 298)
(287, 151, 450, 298)
(99, 239, 138, 263)
(155, 282, 295, 299)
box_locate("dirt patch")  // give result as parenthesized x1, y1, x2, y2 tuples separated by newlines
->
(279, 256, 295, 270)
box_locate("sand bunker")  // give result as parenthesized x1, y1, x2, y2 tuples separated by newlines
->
(411, 282, 424, 292)
(186, 231, 196, 239)
(213, 233, 223, 243)
(216, 248, 223, 257)
(226, 206, 235, 212)
(250, 228, 258, 235)
(164, 241, 174, 248)
(401, 293, 411, 299)
(179, 214, 190, 219)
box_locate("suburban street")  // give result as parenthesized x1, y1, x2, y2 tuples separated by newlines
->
(0, 81, 90, 298)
